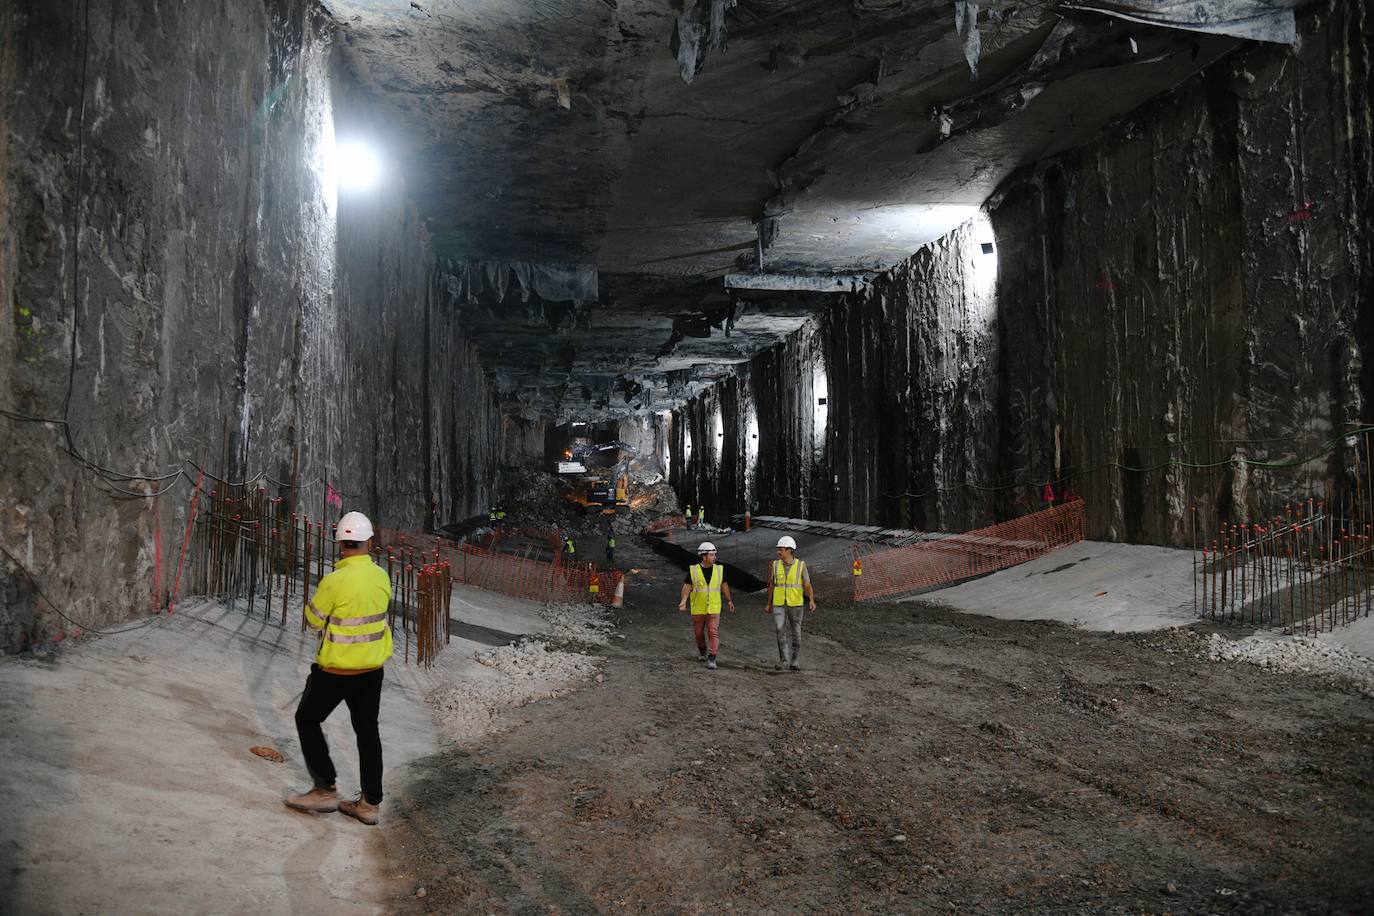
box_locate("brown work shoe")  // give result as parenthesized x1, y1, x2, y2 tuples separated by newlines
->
(284, 786, 339, 813)
(338, 793, 380, 826)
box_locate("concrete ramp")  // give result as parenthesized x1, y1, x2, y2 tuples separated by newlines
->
(909, 540, 1199, 632)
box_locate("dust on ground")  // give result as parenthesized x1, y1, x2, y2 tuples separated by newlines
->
(383, 536, 1374, 914)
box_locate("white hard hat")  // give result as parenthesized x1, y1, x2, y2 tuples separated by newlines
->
(697, 542, 717, 553)
(337, 511, 375, 542)
(776, 535, 797, 549)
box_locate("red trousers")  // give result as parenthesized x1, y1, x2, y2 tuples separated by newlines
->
(692, 613, 720, 655)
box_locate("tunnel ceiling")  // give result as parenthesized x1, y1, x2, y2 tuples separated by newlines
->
(323, 0, 1239, 421)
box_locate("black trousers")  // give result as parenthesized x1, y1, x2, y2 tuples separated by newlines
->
(294, 665, 384, 804)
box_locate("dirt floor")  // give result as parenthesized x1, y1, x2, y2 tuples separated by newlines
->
(3, 532, 1371, 914)
(382, 536, 1374, 915)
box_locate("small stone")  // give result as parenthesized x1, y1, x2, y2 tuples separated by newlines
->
(415, 886, 427, 898)
(595, 673, 605, 683)
(892, 834, 907, 842)
(1165, 882, 1177, 894)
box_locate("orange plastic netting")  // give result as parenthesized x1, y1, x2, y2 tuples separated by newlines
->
(852, 499, 1086, 601)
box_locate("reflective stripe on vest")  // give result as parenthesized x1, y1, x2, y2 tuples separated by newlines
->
(324, 629, 387, 645)
(772, 559, 806, 607)
(689, 564, 723, 615)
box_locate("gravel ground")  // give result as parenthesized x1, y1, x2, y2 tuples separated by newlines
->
(1205, 632, 1374, 696)
(385, 537, 1374, 914)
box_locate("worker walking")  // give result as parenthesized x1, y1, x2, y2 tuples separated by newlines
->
(678, 542, 735, 669)
(605, 531, 617, 566)
(285, 511, 393, 825)
(697, 505, 706, 527)
(763, 535, 816, 671)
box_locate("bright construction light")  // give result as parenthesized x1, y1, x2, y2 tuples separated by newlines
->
(333, 140, 381, 191)
(969, 211, 998, 302)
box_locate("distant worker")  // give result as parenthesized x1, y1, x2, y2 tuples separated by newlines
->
(606, 532, 617, 566)
(496, 505, 507, 521)
(763, 535, 816, 671)
(684, 504, 692, 528)
(489, 507, 497, 525)
(697, 506, 705, 527)
(678, 542, 735, 669)
(285, 511, 392, 825)
(564, 534, 576, 556)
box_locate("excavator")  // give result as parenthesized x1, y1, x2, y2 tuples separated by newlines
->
(556, 441, 634, 512)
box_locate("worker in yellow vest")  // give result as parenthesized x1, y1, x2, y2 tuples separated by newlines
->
(286, 511, 393, 825)
(677, 541, 735, 669)
(684, 504, 692, 528)
(762, 535, 815, 671)
(697, 506, 705, 527)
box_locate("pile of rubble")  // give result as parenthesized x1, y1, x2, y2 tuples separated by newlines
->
(425, 599, 613, 743)
(542, 600, 615, 646)
(1204, 632, 1374, 696)
(491, 467, 681, 537)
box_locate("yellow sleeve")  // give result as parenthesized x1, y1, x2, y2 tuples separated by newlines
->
(305, 574, 334, 630)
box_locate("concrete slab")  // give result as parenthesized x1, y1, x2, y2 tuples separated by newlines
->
(911, 540, 1199, 632)
(1317, 614, 1374, 661)
(450, 581, 552, 637)
(0, 594, 543, 914)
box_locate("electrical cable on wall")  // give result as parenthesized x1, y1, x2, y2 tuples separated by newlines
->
(0, 544, 160, 639)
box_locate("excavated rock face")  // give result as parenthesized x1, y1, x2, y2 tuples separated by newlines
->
(0, 2, 501, 648)
(674, 4, 1373, 546)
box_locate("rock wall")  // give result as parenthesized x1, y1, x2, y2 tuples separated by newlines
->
(500, 416, 547, 471)
(673, 0, 1372, 545)
(0, 1, 499, 651)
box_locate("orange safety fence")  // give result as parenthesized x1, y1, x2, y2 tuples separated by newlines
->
(451, 542, 625, 606)
(378, 526, 625, 607)
(852, 499, 1087, 601)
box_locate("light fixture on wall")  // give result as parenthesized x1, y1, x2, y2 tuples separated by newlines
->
(970, 212, 998, 300)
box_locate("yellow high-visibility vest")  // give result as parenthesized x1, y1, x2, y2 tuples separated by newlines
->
(304, 555, 394, 669)
(771, 559, 806, 607)
(689, 563, 723, 615)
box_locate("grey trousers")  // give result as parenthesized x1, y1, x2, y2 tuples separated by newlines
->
(772, 605, 805, 663)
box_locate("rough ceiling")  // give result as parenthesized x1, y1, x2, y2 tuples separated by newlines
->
(323, 0, 1239, 421)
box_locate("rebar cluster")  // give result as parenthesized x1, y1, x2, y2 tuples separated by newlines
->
(187, 487, 452, 666)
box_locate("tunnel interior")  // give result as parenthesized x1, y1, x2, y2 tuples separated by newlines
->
(0, 0, 1370, 643)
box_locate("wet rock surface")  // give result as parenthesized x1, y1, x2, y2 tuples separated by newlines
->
(385, 539, 1374, 913)
(672, 4, 1372, 547)
(0, 2, 502, 649)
